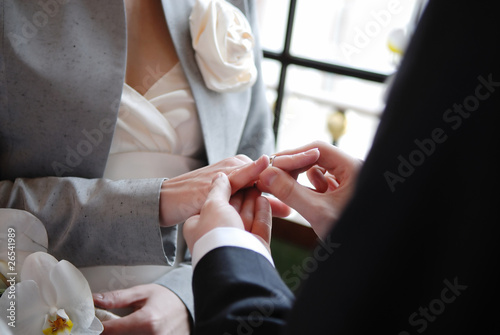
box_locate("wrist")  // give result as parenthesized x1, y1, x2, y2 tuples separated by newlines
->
(159, 179, 180, 227)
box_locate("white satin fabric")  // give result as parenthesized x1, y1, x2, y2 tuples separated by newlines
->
(190, 0, 257, 93)
(103, 62, 206, 180)
(82, 63, 206, 295)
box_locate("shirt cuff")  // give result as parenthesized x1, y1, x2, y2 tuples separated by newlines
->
(191, 227, 274, 269)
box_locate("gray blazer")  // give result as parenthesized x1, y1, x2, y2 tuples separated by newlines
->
(0, 0, 273, 316)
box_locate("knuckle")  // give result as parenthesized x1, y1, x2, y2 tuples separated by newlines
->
(274, 177, 295, 203)
(310, 140, 325, 149)
(235, 154, 251, 163)
(106, 290, 121, 302)
(222, 156, 243, 167)
(255, 215, 271, 228)
(136, 310, 162, 334)
(203, 199, 221, 212)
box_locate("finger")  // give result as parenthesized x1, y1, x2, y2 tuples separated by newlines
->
(272, 148, 320, 175)
(233, 154, 253, 164)
(307, 166, 329, 193)
(95, 308, 121, 322)
(183, 214, 200, 234)
(326, 172, 340, 190)
(239, 188, 261, 231)
(93, 288, 144, 310)
(229, 190, 244, 212)
(273, 141, 327, 157)
(205, 172, 232, 204)
(101, 309, 148, 335)
(275, 141, 360, 182)
(266, 196, 292, 218)
(228, 155, 269, 193)
(183, 214, 200, 252)
(250, 196, 272, 248)
(258, 167, 322, 221)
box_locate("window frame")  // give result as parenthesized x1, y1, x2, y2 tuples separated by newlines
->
(262, 0, 389, 140)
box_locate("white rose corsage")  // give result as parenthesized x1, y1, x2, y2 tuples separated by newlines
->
(189, 0, 257, 93)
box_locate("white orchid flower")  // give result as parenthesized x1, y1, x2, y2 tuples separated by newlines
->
(0, 209, 49, 292)
(0, 252, 103, 335)
(387, 28, 408, 56)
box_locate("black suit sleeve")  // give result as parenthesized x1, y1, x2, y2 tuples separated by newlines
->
(192, 247, 294, 335)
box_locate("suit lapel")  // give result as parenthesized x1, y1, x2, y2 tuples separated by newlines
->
(161, 0, 252, 164)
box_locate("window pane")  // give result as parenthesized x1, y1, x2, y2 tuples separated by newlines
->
(256, 0, 290, 53)
(261, 59, 281, 112)
(277, 65, 385, 160)
(290, 0, 419, 74)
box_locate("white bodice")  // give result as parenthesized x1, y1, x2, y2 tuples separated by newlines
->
(103, 62, 206, 180)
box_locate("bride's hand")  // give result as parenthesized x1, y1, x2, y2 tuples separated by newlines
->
(159, 155, 290, 227)
(94, 284, 190, 335)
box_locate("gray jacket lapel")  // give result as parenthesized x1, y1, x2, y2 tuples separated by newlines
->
(161, 0, 251, 164)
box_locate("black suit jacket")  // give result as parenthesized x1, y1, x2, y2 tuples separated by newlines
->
(192, 0, 500, 334)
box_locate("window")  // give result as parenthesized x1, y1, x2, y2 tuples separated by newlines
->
(257, 0, 423, 160)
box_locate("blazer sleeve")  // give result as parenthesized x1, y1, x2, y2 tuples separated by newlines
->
(154, 263, 194, 323)
(0, 177, 172, 268)
(192, 246, 295, 334)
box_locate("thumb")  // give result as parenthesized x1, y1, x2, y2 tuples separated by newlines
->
(206, 172, 232, 204)
(183, 214, 200, 253)
(258, 167, 321, 222)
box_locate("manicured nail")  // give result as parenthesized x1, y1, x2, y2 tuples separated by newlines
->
(305, 148, 320, 156)
(93, 293, 104, 300)
(257, 154, 270, 166)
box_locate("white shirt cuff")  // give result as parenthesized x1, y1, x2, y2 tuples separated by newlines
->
(191, 227, 274, 269)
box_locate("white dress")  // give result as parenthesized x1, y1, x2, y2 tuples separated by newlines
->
(80, 63, 206, 294)
(104, 62, 206, 179)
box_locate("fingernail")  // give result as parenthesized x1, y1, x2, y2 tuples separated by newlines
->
(257, 154, 270, 166)
(305, 148, 320, 156)
(93, 293, 104, 300)
(260, 168, 278, 187)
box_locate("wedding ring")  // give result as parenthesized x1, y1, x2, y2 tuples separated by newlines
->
(269, 155, 276, 167)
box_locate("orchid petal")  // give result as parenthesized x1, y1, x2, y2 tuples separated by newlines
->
(0, 280, 48, 335)
(388, 28, 408, 55)
(20, 252, 58, 307)
(79, 316, 104, 335)
(50, 260, 95, 330)
(0, 210, 48, 282)
(0, 209, 48, 252)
